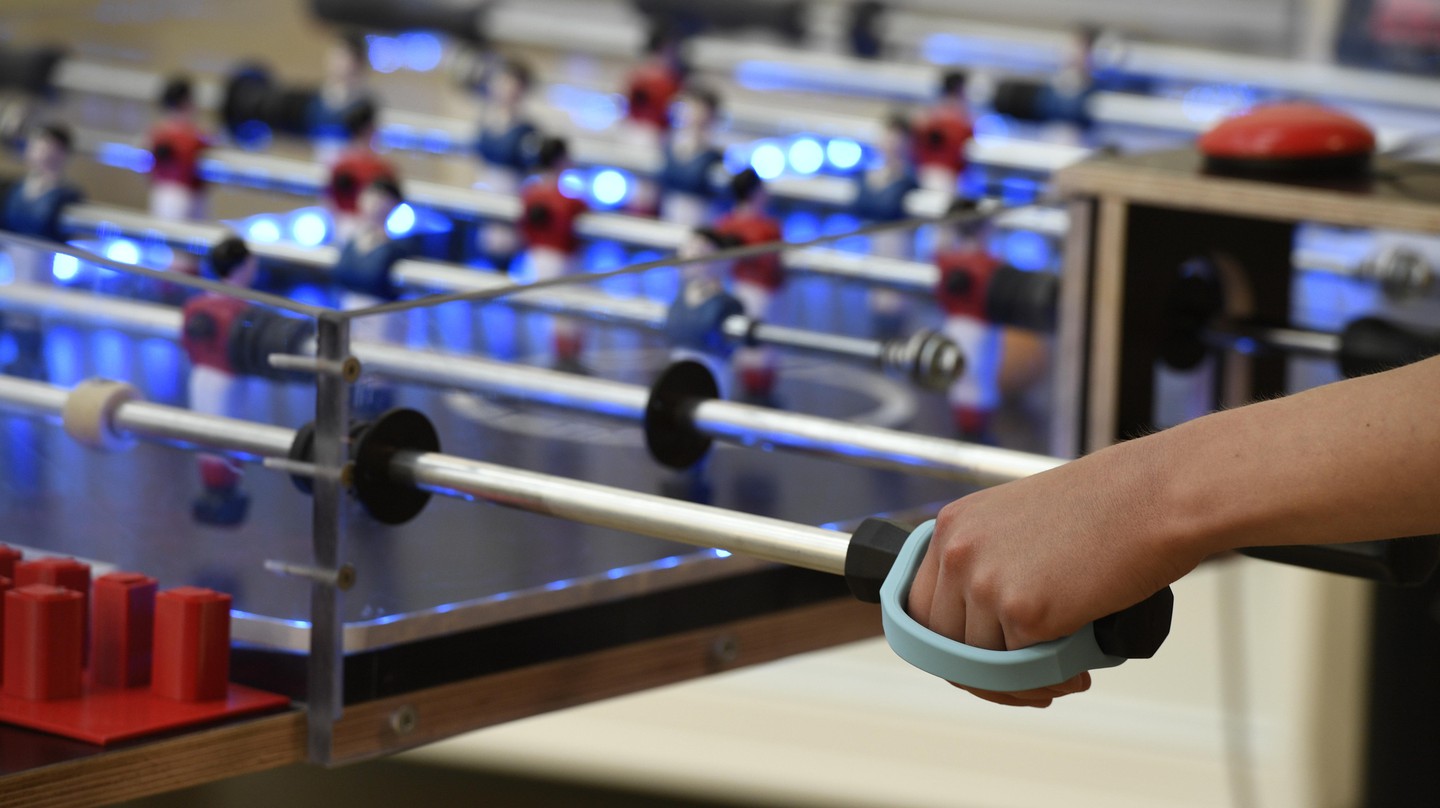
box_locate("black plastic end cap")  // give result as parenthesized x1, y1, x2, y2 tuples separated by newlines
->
(984, 265, 1058, 333)
(0, 43, 66, 96)
(221, 64, 274, 136)
(845, 517, 912, 604)
(644, 360, 718, 470)
(352, 408, 440, 525)
(990, 79, 1048, 122)
(1092, 586, 1174, 659)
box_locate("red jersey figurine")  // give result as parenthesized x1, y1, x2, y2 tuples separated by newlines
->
(518, 137, 590, 369)
(148, 76, 210, 223)
(620, 23, 684, 215)
(714, 169, 785, 402)
(933, 201, 1003, 438)
(181, 237, 259, 526)
(912, 71, 973, 195)
(324, 100, 397, 242)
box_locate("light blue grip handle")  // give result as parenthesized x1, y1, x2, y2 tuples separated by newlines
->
(879, 520, 1127, 692)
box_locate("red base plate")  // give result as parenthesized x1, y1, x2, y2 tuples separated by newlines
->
(0, 678, 290, 745)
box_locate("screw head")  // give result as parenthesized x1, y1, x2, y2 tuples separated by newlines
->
(389, 705, 418, 736)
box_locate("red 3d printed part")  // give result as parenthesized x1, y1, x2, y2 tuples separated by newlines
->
(91, 572, 157, 689)
(4, 585, 85, 700)
(152, 586, 231, 702)
(0, 546, 22, 581)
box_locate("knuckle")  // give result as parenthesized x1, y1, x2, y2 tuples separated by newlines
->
(938, 538, 976, 576)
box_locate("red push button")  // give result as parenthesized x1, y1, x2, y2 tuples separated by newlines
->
(1198, 103, 1375, 176)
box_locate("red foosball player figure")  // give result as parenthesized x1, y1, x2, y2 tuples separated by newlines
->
(324, 99, 398, 243)
(911, 70, 973, 197)
(181, 238, 260, 526)
(148, 75, 210, 224)
(621, 22, 684, 215)
(518, 137, 590, 372)
(934, 202, 1004, 438)
(715, 169, 785, 404)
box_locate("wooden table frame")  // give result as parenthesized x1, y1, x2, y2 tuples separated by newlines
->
(1051, 149, 1440, 456)
(0, 598, 878, 807)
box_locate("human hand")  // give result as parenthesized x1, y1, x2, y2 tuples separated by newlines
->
(906, 442, 1204, 706)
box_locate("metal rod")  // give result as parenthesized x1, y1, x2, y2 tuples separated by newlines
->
(47, 200, 965, 375)
(689, 398, 1062, 486)
(394, 450, 852, 575)
(0, 374, 295, 457)
(0, 374, 854, 574)
(307, 314, 349, 763)
(1206, 321, 1344, 359)
(0, 285, 1043, 484)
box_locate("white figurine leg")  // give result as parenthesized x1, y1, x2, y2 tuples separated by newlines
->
(943, 314, 1003, 436)
(731, 281, 779, 400)
(661, 192, 709, 228)
(531, 248, 583, 363)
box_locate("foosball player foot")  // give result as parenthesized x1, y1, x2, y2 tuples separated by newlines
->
(192, 489, 250, 527)
(738, 368, 780, 408)
(871, 310, 907, 341)
(952, 405, 995, 443)
(550, 356, 592, 376)
(350, 382, 397, 420)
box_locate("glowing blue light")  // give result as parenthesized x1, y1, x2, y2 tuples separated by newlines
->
(545, 85, 622, 131)
(234, 120, 272, 149)
(750, 143, 786, 180)
(783, 210, 821, 241)
(723, 147, 752, 175)
(386, 203, 416, 236)
(247, 218, 282, 243)
(291, 211, 329, 247)
(0, 253, 12, 284)
(51, 254, 80, 282)
(921, 34, 967, 65)
(367, 35, 403, 74)
(105, 239, 141, 265)
(96, 142, 154, 174)
(826, 138, 862, 170)
(713, 549, 732, 559)
(585, 241, 627, 271)
(972, 113, 1011, 138)
(421, 129, 451, 153)
(560, 169, 586, 196)
(144, 243, 175, 267)
(1001, 231, 1053, 271)
(788, 138, 824, 175)
(289, 284, 331, 308)
(591, 169, 629, 206)
(399, 32, 444, 72)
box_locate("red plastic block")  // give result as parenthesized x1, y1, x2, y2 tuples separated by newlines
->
(0, 546, 21, 582)
(14, 557, 91, 593)
(91, 572, 157, 689)
(0, 575, 11, 684)
(152, 587, 231, 702)
(4, 585, 85, 700)
(16, 557, 92, 666)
